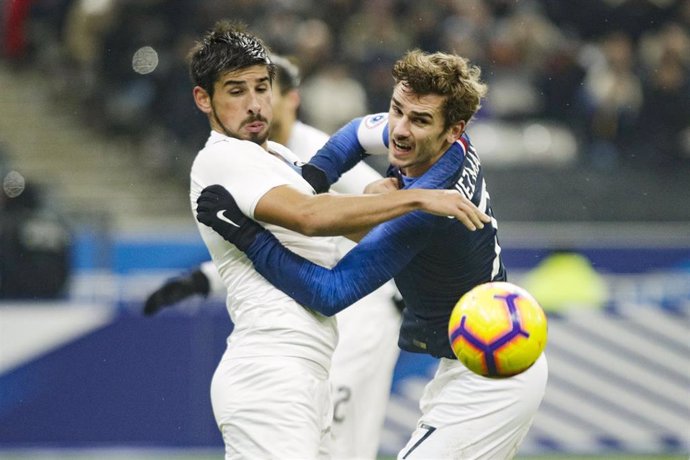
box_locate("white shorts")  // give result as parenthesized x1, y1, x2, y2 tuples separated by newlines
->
(398, 354, 548, 460)
(330, 283, 402, 460)
(211, 355, 333, 460)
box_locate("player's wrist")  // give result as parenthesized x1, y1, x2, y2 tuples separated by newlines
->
(399, 189, 426, 212)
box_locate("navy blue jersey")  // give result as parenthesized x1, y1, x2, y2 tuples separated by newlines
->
(244, 115, 506, 358)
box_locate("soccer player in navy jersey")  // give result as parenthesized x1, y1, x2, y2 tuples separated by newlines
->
(196, 49, 548, 459)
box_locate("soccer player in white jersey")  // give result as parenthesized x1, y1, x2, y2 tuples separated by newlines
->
(145, 54, 401, 459)
(186, 22, 490, 459)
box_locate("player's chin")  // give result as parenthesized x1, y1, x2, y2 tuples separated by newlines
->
(388, 150, 412, 169)
(247, 131, 269, 146)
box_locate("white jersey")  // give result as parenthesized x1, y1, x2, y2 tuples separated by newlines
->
(195, 124, 400, 460)
(190, 130, 339, 370)
(201, 121, 393, 295)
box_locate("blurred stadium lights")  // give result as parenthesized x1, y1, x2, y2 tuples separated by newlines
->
(2, 170, 26, 198)
(132, 46, 159, 75)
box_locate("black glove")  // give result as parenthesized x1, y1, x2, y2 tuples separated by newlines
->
(143, 269, 210, 316)
(196, 184, 264, 251)
(301, 163, 330, 193)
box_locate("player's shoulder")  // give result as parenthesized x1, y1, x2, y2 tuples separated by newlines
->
(192, 132, 266, 175)
(199, 131, 266, 158)
(267, 140, 301, 163)
(355, 112, 389, 155)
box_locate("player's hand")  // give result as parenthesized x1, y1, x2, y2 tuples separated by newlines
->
(419, 189, 491, 231)
(364, 177, 400, 194)
(143, 269, 210, 316)
(196, 185, 264, 251)
(301, 163, 330, 193)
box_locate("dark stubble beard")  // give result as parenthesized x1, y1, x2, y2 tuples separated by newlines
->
(211, 106, 270, 146)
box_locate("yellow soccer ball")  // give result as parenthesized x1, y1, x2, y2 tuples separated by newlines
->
(448, 281, 547, 378)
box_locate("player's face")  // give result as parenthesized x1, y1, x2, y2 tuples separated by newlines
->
(196, 65, 273, 147)
(387, 83, 461, 177)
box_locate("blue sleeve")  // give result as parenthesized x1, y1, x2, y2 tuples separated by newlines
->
(245, 211, 437, 316)
(307, 118, 365, 185)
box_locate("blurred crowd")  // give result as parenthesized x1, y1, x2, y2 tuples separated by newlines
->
(2, 0, 690, 175)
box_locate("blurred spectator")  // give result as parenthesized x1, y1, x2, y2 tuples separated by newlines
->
(291, 18, 334, 80)
(60, 0, 117, 97)
(580, 31, 643, 169)
(300, 61, 369, 133)
(5, 0, 689, 183)
(438, 0, 493, 63)
(635, 22, 690, 164)
(341, 0, 411, 63)
(535, 35, 587, 124)
(481, 8, 560, 120)
(0, 173, 72, 299)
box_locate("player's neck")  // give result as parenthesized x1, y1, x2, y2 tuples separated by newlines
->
(274, 118, 295, 146)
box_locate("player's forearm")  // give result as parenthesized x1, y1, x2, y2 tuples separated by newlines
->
(279, 189, 428, 237)
(243, 210, 431, 315)
(245, 217, 422, 315)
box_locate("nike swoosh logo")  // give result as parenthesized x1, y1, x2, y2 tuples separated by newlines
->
(216, 210, 241, 227)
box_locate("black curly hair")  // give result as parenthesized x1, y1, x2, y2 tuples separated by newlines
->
(188, 20, 275, 96)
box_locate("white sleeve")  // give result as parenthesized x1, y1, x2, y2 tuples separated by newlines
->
(191, 137, 307, 219)
(356, 113, 389, 155)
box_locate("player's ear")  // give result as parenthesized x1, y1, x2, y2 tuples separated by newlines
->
(193, 86, 212, 114)
(446, 120, 466, 143)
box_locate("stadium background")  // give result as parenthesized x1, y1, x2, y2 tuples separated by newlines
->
(0, 0, 689, 459)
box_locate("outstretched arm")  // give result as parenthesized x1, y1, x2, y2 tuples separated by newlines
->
(254, 135, 485, 236)
(196, 184, 429, 314)
(247, 210, 432, 315)
(253, 183, 486, 236)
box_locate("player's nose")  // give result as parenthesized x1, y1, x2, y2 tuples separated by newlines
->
(247, 92, 263, 114)
(392, 118, 411, 137)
